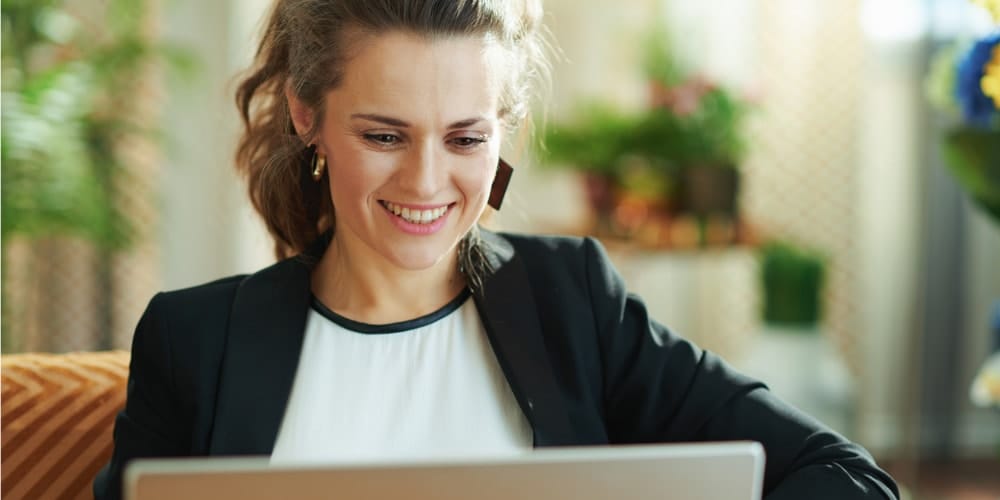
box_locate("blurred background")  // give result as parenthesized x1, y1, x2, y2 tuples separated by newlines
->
(2, 0, 999, 498)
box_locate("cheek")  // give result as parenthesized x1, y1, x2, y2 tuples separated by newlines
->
(326, 162, 371, 211)
(325, 144, 394, 207)
(457, 158, 496, 207)
(328, 168, 364, 208)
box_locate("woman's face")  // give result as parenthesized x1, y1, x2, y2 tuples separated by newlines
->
(312, 31, 505, 272)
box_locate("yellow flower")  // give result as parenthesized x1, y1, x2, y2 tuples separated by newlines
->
(972, 0, 1000, 22)
(983, 45, 1000, 108)
(971, 352, 1000, 407)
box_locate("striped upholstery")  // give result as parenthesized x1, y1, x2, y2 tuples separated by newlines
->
(2, 351, 129, 500)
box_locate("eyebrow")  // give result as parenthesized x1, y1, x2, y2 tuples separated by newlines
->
(350, 113, 486, 129)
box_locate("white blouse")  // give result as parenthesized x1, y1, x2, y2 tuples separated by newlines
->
(270, 290, 533, 464)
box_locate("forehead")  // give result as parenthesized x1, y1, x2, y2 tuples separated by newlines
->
(330, 30, 506, 121)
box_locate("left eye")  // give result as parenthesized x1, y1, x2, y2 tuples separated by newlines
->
(451, 136, 487, 148)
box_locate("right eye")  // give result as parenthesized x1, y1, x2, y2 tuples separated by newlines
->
(364, 133, 401, 146)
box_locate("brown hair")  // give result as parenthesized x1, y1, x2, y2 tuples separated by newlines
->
(234, 0, 549, 286)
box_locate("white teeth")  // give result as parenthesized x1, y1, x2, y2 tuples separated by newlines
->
(382, 201, 449, 224)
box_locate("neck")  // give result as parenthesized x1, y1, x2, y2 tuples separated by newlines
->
(310, 234, 466, 325)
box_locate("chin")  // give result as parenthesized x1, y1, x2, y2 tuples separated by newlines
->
(382, 243, 456, 272)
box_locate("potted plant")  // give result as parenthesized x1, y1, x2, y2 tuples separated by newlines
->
(759, 241, 826, 328)
(1, 0, 195, 351)
(925, 30, 1000, 224)
(739, 240, 852, 433)
(643, 81, 747, 218)
(538, 26, 750, 248)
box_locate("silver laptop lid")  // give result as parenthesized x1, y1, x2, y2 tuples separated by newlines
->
(126, 441, 765, 500)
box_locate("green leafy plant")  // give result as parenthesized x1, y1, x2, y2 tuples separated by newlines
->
(760, 241, 826, 328)
(636, 86, 748, 169)
(540, 86, 748, 190)
(539, 104, 641, 180)
(1, 0, 196, 248)
(539, 21, 748, 192)
(924, 29, 999, 224)
(537, 26, 750, 248)
(942, 127, 1000, 221)
(1, 0, 196, 352)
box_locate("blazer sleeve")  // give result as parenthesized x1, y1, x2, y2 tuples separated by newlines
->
(94, 294, 189, 500)
(582, 238, 899, 500)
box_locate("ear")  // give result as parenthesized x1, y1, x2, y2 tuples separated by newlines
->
(285, 83, 314, 139)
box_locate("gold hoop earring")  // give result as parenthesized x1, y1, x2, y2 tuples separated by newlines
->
(311, 151, 326, 181)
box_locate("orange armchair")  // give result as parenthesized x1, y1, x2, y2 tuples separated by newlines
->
(2, 351, 129, 500)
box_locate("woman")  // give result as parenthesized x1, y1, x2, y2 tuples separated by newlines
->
(95, 1, 899, 499)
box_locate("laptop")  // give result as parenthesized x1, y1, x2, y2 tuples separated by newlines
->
(125, 441, 765, 500)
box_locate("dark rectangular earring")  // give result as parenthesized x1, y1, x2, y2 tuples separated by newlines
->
(488, 158, 514, 210)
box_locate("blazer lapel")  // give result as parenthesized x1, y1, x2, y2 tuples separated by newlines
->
(475, 230, 577, 446)
(209, 256, 313, 455)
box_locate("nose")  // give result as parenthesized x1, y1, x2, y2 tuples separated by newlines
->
(396, 142, 445, 199)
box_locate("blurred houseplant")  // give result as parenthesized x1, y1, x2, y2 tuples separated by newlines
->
(1, 0, 193, 351)
(759, 241, 826, 328)
(925, 27, 1000, 224)
(539, 29, 750, 249)
(928, 1, 1000, 413)
(958, 1, 1000, 412)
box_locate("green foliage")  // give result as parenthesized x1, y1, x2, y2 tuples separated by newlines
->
(538, 23, 748, 205)
(642, 28, 686, 87)
(634, 88, 747, 168)
(539, 104, 640, 178)
(942, 127, 1000, 220)
(925, 44, 960, 117)
(539, 87, 748, 196)
(760, 241, 826, 328)
(1, 63, 112, 243)
(1, 0, 196, 248)
(924, 38, 1000, 225)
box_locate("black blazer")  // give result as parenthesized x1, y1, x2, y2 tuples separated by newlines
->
(95, 230, 898, 500)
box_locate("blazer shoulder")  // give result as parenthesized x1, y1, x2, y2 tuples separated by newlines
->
(489, 230, 614, 274)
(491, 230, 596, 259)
(486, 231, 617, 296)
(154, 274, 247, 314)
(132, 274, 245, 352)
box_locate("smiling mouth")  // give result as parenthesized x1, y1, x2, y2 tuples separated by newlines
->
(379, 200, 454, 225)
